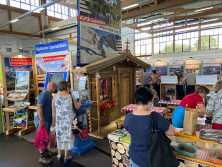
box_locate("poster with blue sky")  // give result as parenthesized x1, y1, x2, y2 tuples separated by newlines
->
(4, 58, 33, 91)
(78, 0, 122, 66)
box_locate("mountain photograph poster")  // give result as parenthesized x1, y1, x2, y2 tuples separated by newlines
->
(36, 55, 70, 87)
(4, 58, 34, 91)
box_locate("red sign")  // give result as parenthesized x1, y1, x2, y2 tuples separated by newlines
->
(79, 127, 88, 140)
(43, 55, 66, 63)
(10, 58, 32, 66)
(76, 74, 80, 80)
(95, 71, 101, 78)
(78, 15, 106, 26)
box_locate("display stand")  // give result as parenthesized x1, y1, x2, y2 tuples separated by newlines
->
(70, 101, 97, 156)
(3, 95, 36, 136)
(1, 55, 37, 136)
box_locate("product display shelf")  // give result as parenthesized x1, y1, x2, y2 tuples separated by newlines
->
(175, 132, 222, 146)
(175, 153, 221, 167)
(175, 131, 222, 167)
(4, 95, 36, 136)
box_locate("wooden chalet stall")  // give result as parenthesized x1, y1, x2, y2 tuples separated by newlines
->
(72, 47, 150, 138)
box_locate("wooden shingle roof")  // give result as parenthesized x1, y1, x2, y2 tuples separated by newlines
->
(72, 52, 151, 74)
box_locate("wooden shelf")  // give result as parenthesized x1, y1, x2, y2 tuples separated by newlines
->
(175, 131, 222, 145)
(29, 106, 37, 110)
(6, 98, 26, 102)
(175, 153, 221, 167)
(3, 106, 28, 113)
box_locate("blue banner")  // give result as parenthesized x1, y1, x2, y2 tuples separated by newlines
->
(35, 40, 69, 54)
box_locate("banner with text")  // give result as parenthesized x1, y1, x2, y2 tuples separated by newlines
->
(10, 58, 32, 66)
(77, 0, 122, 66)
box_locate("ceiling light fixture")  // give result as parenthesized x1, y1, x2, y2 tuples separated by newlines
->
(122, 3, 139, 10)
(10, 19, 19, 23)
(195, 7, 213, 12)
(18, 54, 23, 58)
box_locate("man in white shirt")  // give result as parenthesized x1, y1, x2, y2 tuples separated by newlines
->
(181, 71, 196, 95)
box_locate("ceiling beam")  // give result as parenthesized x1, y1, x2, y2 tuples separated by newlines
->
(0, 29, 42, 38)
(150, 18, 222, 34)
(122, 0, 205, 20)
(122, 0, 141, 7)
(136, 7, 222, 29)
(50, 37, 77, 43)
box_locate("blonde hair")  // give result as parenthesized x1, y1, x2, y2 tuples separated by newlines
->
(213, 80, 222, 92)
(58, 81, 69, 91)
(195, 86, 210, 95)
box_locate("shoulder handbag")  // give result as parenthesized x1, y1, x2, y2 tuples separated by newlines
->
(146, 112, 179, 167)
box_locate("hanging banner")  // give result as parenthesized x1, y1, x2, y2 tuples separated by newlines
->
(203, 58, 220, 80)
(10, 58, 32, 66)
(154, 61, 167, 77)
(35, 40, 69, 54)
(185, 59, 201, 75)
(169, 60, 184, 81)
(196, 75, 217, 84)
(77, 0, 122, 66)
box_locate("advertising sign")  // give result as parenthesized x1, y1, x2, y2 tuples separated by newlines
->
(35, 40, 69, 54)
(78, 0, 122, 66)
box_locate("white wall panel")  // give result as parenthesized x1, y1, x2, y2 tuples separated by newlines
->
(11, 12, 40, 34)
(0, 9, 9, 30)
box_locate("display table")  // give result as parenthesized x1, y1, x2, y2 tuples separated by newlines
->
(108, 129, 222, 167)
(70, 101, 96, 156)
(159, 99, 181, 109)
(121, 104, 169, 116)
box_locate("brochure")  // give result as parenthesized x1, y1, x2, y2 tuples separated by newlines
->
(78, 76, 87, 89)
(72, 90, 80, 102)
(7, 91, 29, 100)
(81, 89, 89, 103)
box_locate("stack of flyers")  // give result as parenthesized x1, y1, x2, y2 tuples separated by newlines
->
(72, 90, 80, 102)
(7, 92, 17, 99)
(81, 89, 89, 103)
(7, 91, 29, 100)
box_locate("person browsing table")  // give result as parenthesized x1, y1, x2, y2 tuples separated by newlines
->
(207, 80, 222, 129)
(172, 86, 212, 128)
(34, 82, 57, 164)
(124, 87, 175, 167)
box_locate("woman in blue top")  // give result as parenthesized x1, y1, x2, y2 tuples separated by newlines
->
(124, 87, 175, 167)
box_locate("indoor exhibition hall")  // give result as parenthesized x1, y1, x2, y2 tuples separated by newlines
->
(1, 0, 222, 167)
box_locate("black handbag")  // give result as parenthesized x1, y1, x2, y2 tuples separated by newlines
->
(146, 112, 179, 167)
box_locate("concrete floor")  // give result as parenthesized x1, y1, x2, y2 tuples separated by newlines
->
(0, 132, 112, 167)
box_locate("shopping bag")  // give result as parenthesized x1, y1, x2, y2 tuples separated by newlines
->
(50, 131, 56, 149)
(183, 106, 198, 135)
(34, 126, 49, 150)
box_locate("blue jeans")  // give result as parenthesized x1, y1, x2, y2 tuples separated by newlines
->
(130, 159, 140, 167)
(34, 118, 51, 135)
(172, 106, 185, 128)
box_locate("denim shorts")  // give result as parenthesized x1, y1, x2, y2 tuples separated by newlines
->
(130, 159, 140, 167)
(34, 118, 52, 135)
